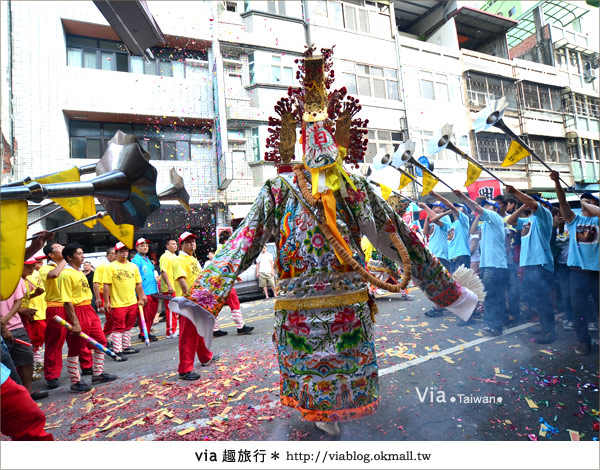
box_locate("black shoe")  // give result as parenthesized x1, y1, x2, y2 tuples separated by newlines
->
(480, 326, 502, 337)
(92, 372, 118, 384)
(81, 367, 93, 376)
(201, 353, 221, 366)
(70, 381, 92, 394)
(424, 309, 444, 318)
(457, 317, 475, 327)
(213, 330, 228, 337)
(534, 332, 556, 344)
(122, 347, 139, 355)
(179, 371, 201, 381)
(113, 352, 128, 362)
(575, 342, 591, 356)
(237, 325, 254, 335)
(47, 378, 59, 390)
(106, 341, 113, 351)
(138, 334, 158, 342)
(530, 325, 544, 335)
(31, 390, 49, 400)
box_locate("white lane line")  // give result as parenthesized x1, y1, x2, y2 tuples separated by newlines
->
(134, 321, 536, 440)
(378, 321, 536, 376)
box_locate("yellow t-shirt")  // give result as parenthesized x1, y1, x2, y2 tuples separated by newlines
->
(172, 253, 201, 297)
(159, 251, 178, 293)
(38, 263, 63, 306)
(59, 266, 93, 305)
(23, 271, 46, 320)
(92, 263, 109, 295)
(104, 260, 142, 308)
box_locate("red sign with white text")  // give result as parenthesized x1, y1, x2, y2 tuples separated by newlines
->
(467, 179, 503, 201)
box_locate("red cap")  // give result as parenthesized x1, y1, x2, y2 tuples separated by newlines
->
(24, 257, 37, 265)
(33, 255, 46, 261)
(136, 238, 150, 247)
(178, 231, 197, 244)
(115, 242, 127, 251)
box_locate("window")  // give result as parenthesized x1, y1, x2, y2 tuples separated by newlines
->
(466, 72, 518, 109)
(569, 51, 581, 74)
(527, 137, 568, 163)
(66, 35, 206, 78)
(226, 1, 237, 12)
(248, 52, 295, 86)
(508, 6, 516, 17)
(69, 121, 211, 161)
(342, 62, 399, 100)
(251, 128, 260, 162)
(364, 129, 405, 163)
(419, 71, 449, 102)
(555, 48, 567, 69)
(266, 0, 286, 15)
(475, 131, 512, 163)
(520, 82, 562, 112)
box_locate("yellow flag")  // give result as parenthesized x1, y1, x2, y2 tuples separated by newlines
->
(98, 215, 135, 249)
(421, 171, 439, 196)
(361, 237, 374, 263)
(502, 141, 530, 167)
(35, 167, 97, 228)
(380, 184, 393, 200)
(464, 160, 483, 187)
(1, 200, 28, 300)
(398, 173, 413, 190)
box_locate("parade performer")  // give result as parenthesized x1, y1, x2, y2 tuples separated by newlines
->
(93, 247, 116, 345)
(60, 243, 117, 393)
(132, 238, 159, 342)
(103, 242, 146, 358)
(21, 258, 46, 375)
(159, 237, 179, 338)
(169, 47, 481, 436)
(39, 242, 92, 389)
(173, 232, 219, 381)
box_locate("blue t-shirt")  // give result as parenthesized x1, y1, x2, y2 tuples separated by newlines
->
(479, 209, 507, 269)
(566, 214, 599, 271)
(131, 253, 158, 295)
(516, 204, 554, 272)
(428, 215, 451, 260)
(448, 211, 471, 259)
(1, 362, 10, 386)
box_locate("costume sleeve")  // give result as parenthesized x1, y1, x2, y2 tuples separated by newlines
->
(59, 272, 74, 304)
(103, 265, 112, 285)
(346, 176, 465, 310)
(92, 266, 103, 284)
(172, 258, 186, 281)
(159, 255, 168, 274)
(134, 266, 142, 284)
(182, 181, 277, 316)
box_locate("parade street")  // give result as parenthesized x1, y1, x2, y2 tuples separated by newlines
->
(29, 289, 599, 442)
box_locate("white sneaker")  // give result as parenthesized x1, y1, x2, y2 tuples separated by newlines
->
(315, 421, 340, 437)
(166, 331, 179, 339)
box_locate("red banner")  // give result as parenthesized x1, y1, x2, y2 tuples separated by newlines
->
(467, 179, 503, 201)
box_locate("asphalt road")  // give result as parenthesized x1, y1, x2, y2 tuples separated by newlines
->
(26, 288, 599, 442)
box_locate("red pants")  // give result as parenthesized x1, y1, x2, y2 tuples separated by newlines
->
(44, 306, 92, 381)
(178, 316, 212, 374)
(142, 295, 159, 333)
(67, 305, 107, 357)
(111, 304, 138, 333)
(99, 292, 113, 337)
(225, 288, 240, 310)
(164, 292, 177, 335)
(0, 377, 54, 440)
(23, 319, 46, 348)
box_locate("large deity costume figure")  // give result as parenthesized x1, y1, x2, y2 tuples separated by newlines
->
(170, 47, 480, 434)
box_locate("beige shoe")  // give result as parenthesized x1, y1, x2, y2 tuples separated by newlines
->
(315, 421, 340, 437)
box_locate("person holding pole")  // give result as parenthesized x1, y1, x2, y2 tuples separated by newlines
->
(131, 238, 159, 343)
(159, 237, 179, 338)
(505, 186, 555, 344)
(93, 247, 116, 346)
(60, 243, 117, 393)
(550, 171, 599, 355)
(103, 242, 146, 359)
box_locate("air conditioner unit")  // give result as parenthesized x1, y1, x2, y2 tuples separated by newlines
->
(584, 63, 597, 82)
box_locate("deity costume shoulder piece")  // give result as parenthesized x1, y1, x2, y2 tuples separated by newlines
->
(170, 47, 480, 423)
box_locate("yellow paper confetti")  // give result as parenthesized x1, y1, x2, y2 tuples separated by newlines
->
(526, 398, 538, 409)
(177, 427, 196, 436)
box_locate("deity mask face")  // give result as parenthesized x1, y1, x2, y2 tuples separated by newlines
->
(302, 56, 328, 123)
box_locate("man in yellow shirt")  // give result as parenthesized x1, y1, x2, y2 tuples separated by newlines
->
(39, 243, 93, 390)
(92, 247, 116, 345)
(60, 243, 118, 393)
(172, 232, 219, 381)
(159, 236, 179, 338)
(103, 242, 146, 359)
(22, 258, 46, 374)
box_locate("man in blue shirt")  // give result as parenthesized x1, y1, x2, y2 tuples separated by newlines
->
(506, 187, 555, 344)
(428, 191, 471, 272)
(419, 201, 452, 317)
(551, 171, 599, 356)
(132, 238, 159, 342)
(454, 191, 507, 336)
